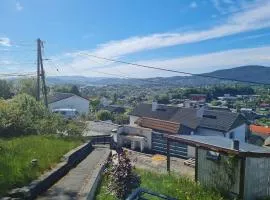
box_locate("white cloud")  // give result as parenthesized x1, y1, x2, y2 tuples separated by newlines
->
(0, 37, 11, 46)
(66, 0, 270, 59)
(46, 46, 270, 78)
(16, 2, 23, 11)
(190, 1, 198, 8)
(44, 0, 270, 77)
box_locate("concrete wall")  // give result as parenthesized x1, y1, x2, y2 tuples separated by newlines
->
(49, 95, 89, 114)
(129, 115, 139, 126)
(225, 124, 247, 143)
(118, 125, 152, 150)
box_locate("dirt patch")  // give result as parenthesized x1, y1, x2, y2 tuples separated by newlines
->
(126, 149, 195, 179)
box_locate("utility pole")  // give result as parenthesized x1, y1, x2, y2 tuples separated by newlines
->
(36, 38, 48, 108)
(36, 39, 41, 101)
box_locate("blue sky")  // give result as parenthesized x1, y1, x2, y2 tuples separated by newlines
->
(1, 0, 270, 78)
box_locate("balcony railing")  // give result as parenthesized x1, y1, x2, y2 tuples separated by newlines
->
(126, 188, 177, 200)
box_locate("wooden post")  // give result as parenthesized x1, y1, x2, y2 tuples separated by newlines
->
(239, 157, 246, 199)
(195, 146, 199, 182)
(167, 138, 170, 173)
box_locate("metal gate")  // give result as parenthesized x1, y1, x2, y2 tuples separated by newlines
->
(152, 132, 188, 158)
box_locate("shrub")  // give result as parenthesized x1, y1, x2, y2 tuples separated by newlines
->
(104, 149, 140, 199)
(113, 113, 129, 125)
(0, 94, 83, 137)
(96, 110, 114, 121)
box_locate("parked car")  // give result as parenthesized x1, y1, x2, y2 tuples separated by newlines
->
(52, 108, 79, 120)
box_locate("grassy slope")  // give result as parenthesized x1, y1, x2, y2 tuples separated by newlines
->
(0, 135, 82, 195)
(95, 169, 225, 200)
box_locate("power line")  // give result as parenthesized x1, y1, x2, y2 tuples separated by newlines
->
(79, 53, 270, 86)
(0, 73, 36, 77)
(46, 57, 170, 85)
(0, 62, 35, 66)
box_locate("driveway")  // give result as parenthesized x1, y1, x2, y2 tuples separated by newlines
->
(126, 149, 195, 179)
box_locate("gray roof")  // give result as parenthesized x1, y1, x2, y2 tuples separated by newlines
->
(199, 110, 245, 132)
(131, 103, 246, 132)
(171, 135, 270, 154)
(48, 93, 75, 104)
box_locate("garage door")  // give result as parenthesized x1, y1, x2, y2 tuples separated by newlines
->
(152, 132, 188, 158)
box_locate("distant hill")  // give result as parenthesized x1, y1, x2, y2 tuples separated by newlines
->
(46, 65, 270, 86)
(204, 65, 270, 84)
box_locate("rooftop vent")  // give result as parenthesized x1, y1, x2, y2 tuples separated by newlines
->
(231, 140, 239, 151)
(152, 101, 158, 111)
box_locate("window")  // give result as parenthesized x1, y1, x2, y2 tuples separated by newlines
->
(202, 114, 217, 119)
(206, 151, 220, 161)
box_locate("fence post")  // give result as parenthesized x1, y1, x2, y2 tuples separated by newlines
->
(167, 138, 170, 173)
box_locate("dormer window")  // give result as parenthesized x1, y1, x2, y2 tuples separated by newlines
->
(203, 114, 217, 119)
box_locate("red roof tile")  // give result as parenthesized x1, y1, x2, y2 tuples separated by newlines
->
(250, 125, 270, 135)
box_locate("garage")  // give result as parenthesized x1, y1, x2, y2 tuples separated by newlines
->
(152, 132, 188, 158)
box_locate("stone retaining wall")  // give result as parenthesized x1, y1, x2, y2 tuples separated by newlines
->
(79, 149, 111, 200)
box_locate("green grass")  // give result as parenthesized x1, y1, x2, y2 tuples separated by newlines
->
(0, 135, 82, 196)
(95, 169, 225, 200)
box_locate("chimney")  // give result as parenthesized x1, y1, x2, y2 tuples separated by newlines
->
(196, 106, 205, 118)
(152, 101, 158, 111)
(231, 140, 239, 151)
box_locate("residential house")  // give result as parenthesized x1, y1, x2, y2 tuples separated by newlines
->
(189, 94, 207, 102)
(249, 124, 270, 146)
(48, 92, 89, 114)
(217, 94, 238, 101)
(103, 104, 126, 114)
(240, 109, 265, 123)
(130, 102, 248, 158)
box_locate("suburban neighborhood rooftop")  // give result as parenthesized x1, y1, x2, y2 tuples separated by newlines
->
(166, 135, 270, 157)
(131, 103, 246, 132)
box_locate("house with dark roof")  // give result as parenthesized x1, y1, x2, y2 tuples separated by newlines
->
(48, 92, 89, 114)
(130, 102, 248, 158)
(103, 104, 126, 114)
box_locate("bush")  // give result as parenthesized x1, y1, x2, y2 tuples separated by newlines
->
(96, 110, 114, 121)
(104, 149, 141, 199)
(0, 94, 83, 137)
(113, 113, 129, 125)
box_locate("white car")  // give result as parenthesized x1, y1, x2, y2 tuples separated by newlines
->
(52, 108, 79, 120)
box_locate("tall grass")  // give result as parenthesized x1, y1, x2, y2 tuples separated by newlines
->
(0, 135, 82, 196)
(95, 168, 225, 200)
(137, 169, 224, 200)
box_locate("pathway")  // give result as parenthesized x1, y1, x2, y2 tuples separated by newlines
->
(37, 146, 110, 200)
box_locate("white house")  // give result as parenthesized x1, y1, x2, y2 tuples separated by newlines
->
(48, 93, 89, 114)
(129, 102, 248, 158)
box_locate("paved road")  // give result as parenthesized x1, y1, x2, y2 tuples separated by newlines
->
(37, 147, 110, 200)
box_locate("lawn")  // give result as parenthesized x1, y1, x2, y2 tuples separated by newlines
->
(0, 135, 82, 196)
(95, 169, 225, 200)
